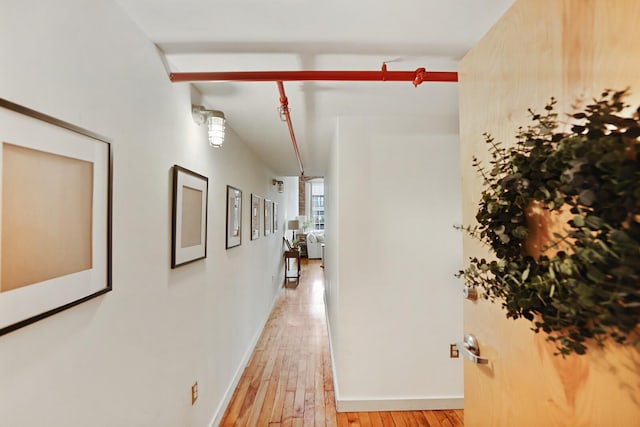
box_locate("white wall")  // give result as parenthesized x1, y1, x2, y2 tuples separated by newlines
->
(0, 1, 286, 426)
(325, 116, 464, 411)
(324, 122, 341, 397)
(283, 176, 299, 219)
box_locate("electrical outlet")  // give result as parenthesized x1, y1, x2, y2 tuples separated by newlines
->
(191, 382, 198, 405)
(450, 344, 459, 358)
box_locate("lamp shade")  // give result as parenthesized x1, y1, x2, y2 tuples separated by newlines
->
(287, 220, 300, 230)
(207, 112, 225, 148)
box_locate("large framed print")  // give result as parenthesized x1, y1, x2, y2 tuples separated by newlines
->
(0, 98, 112, 336)
(273, 202, 279, 233)
(251, 194, 261, 240)
(226, 185, 242, 248)
(171, 165, 208, 268)
(264, 199, 273, 236)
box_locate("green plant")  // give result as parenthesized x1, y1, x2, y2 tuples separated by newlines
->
(457, 89, 640, 356)
(301, 218, 313, 232)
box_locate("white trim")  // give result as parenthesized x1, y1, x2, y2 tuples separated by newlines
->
(323, 291, 340, 402)
(208, 288, 283, 427)
(336, 397, 464, 413)
(323, 274, 463, 415)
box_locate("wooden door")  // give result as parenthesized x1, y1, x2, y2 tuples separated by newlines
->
(458, 0, 640, 425)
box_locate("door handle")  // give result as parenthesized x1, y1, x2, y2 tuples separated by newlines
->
(456, 334, 489, 364)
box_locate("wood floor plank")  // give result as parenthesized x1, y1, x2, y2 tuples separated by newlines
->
(346, 412, 361, 426)
(337, 412, 350, 427)
(423, 411, 442, 427)
(246, 379, 271, 426)
(257, 378, 280, 426)
(379, 411, 397, 426)
(314, 378, 326, 427)
(325, 391, 337, 427)
(294, 390, 306, 418)
(444, 410, 463, 427)
(453, 410, 464, 424)
(282, 391, 296, 425)
(287, 365, 298, 392)
(368, 411, 385, 427)
(270, 376, 289, 423)
(412, 411, 431, 426)
(218, 260, 463, 427)
(304, 391, 315, 426)
(433, 411, 454, 427)
(390, 411, 414, 427)
(357, 412, 373, 427)
(220, 379, 251, 426)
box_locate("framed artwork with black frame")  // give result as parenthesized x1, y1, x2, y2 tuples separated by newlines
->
(251, 193, 261, 240)
(0, 98, 112, 336)
(171, 165, 208, 268)
(226, 185, 242, 248)
(273, 202, 279, 233)
(264, 199, 272, 236)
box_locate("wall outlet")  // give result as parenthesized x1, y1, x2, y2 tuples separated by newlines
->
(191, 382, 198, 405)
(450, 343, 459, 358)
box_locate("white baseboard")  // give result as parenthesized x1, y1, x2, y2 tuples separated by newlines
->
(322, 284, 463, 415)
(336, 397, 464, 413)
(323, 291, 340, 400)
(208, 288, 283, 427)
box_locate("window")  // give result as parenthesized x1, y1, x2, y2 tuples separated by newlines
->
(311, 195, 324, 230)
(310, 180, 324, 230)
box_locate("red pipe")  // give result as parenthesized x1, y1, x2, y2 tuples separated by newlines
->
(170, 68, 457, 86)
(176, 65, 456, 175)
(277, 81, 304, 176)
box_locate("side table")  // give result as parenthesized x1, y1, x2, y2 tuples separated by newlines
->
(284, 249, 301, 285)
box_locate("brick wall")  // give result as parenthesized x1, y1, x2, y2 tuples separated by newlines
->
(298, 176, 306, 216)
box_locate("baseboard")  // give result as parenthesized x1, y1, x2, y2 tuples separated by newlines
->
(208, 288, 283, 427)
(323, 291, 340, 401)
(336, 397, 464, 413)
(322, 283, 463, 414)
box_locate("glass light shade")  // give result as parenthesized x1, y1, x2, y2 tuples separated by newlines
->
(207, 114, 225, 148)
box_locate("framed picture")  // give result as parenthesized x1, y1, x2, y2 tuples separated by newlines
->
(273, 202, 279, 233)
(226, 185, 242, 248)
(251, 194, 261, 240)
(264, 199, 273, 236)
(0, 98, 112, 336)
(171, 165, 208, 268)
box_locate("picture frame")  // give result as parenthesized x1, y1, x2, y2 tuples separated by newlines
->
(171, 165, 208, 268)
(226, 185, 243, 248)
(0, 98, 112, 336)
(251, 193, 261, 240)
(273, 202, 279, 233)
(283, 237, 292, 250)
(264, 199, 273, 236)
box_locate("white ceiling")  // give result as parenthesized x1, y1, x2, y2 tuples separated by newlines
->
(115, 0, 515, 176)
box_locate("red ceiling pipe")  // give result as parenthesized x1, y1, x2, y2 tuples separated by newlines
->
(170, 68, 457, 86)
(277, 81, 304, 177)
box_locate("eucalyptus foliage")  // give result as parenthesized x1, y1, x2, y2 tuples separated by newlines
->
(457, 89, 640, 356)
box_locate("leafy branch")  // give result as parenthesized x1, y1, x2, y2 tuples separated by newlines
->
(457, 89, 640, 356)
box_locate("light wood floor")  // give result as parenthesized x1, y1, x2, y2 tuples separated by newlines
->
(219, 259, 464, 427)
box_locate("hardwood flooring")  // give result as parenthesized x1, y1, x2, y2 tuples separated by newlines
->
(219, 259, 464, 426)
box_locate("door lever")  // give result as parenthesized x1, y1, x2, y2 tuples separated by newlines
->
(456, 334, 489, 364)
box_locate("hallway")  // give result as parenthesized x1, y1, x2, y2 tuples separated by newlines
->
(219, 259, 464, 426)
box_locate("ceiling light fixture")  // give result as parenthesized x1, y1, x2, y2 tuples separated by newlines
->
(192, 105, 226, 148)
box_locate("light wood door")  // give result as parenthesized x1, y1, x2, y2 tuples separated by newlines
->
(458, 1, 640, 425)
